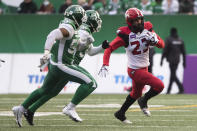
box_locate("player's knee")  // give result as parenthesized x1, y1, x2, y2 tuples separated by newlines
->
(152, 81, 164, 93)
(88, 81, 97, 88)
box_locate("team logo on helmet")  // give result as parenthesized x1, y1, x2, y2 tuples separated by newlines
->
(85, 10, 102, 33)
(64, 5, 86, 28)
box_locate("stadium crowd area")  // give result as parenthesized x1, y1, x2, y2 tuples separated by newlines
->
(0, 0, 197, 15)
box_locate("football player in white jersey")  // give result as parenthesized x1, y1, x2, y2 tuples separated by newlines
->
(99, 8, 165, 124)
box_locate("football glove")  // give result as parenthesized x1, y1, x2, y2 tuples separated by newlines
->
(146, 32, 159, 46)
(101, 40, 109, 49)
(39, 50, 50, 72)
(98, 65, 109, 77)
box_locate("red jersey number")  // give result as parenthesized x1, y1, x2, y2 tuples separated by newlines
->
(130, 38, 148, 55)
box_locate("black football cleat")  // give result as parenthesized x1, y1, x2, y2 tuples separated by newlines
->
(24, 109, 34, 125)
(114, 111, 132, 124)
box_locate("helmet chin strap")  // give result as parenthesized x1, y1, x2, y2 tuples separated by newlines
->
(72, 15, 79, 28)
(90, 23, 96, 33)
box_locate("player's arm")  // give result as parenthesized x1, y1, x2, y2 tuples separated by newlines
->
(44, 27, 72, 52)
(98, 36, 125, 77)
(155, 34, 165, 48)
(103, 36, 126, 66)
(149, 30, 164, 49)
(87, 40, 109, 56)
(39, 25, 73, 71)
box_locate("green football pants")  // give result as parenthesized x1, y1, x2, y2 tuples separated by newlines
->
(22, 63, 97, 112)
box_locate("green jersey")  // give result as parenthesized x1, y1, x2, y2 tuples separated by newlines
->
(73, 24, 94, 65)
(50, 18, 79, 65)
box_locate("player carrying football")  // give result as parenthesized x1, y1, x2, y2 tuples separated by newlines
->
(99, 8, 165, 124)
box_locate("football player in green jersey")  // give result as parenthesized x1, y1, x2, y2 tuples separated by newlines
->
(12, 5, 86, 127)
(62, 10, 109, 122)
(12, 7, 109, 127)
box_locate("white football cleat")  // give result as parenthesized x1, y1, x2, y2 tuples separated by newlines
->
(62, 106, 82, 122)
(123, 119, 132, 124)
(12, 106, 24, 127)
(141, 108, 151, 117)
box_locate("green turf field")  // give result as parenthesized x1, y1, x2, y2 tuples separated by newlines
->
(0, 94, 197, 131)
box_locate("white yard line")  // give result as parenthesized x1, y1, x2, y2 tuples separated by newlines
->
(57, 104, 164, 108)
(1, 98, 197, 102)
(1, 111, 197, 117)
(1, 118, 197, 122)
(0, 124, 195, 128)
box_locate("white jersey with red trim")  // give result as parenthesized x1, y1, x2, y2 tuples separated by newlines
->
(125, 29, 150, 69)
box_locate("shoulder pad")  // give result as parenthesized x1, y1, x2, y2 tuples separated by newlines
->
(116, 26, 130, 35)
(116, 26, 130, 47)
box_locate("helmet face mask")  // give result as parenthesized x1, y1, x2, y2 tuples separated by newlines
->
(85, 10, 102, 33)
(125, 8, 144, 33)
(64, 5, 86, 28)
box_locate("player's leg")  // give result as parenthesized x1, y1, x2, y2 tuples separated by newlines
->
(70, 65, 97, 105)
(24, 79, 69, 125)
(115, 81, 143, 124)
(28, 79, 68, 113)
(114, 67, 144, 123)
(12, 65, 59, 127)
(136, 68, 164, 116)
(58, 64, 97, 122)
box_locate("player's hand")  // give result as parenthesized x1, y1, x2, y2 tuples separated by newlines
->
(39, 50, 50, 71)
(98, 65, 109, 77)
(146, 32, 159, 46)
(101, 40, 109, 49)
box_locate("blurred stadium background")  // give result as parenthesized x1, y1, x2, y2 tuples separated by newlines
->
(0, 0, 197, 130)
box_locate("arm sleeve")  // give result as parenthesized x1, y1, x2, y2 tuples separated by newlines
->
(155, 34, 165, 48)
(59, 23, 75, 39)
(103, 36, 126, 66)
(87, 44, 103, 56)
(44, 28, 64, 51)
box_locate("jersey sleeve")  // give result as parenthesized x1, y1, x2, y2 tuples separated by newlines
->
(155, 34, 165, 48)
(103, 36, 126, 66)
(152, 30, 165, 48)
(59, 23, 75, 40)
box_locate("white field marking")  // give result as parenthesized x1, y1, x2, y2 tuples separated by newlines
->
(158, 110, 192, 112)
(1, 118, 197, 122)
(0, 124, 195, 128)
(58, 104, 164, 108)
(0, 111, 63, 116)
(1, 98, 197, 102)
(1, 111, 197, 117)
(1, 105, 197, 116)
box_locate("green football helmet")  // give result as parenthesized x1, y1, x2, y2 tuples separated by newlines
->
(85, 10, 102, 33)
(64, 5, 87, 28)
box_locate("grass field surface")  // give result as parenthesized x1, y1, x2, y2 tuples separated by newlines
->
(0, 94, 197, 131)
